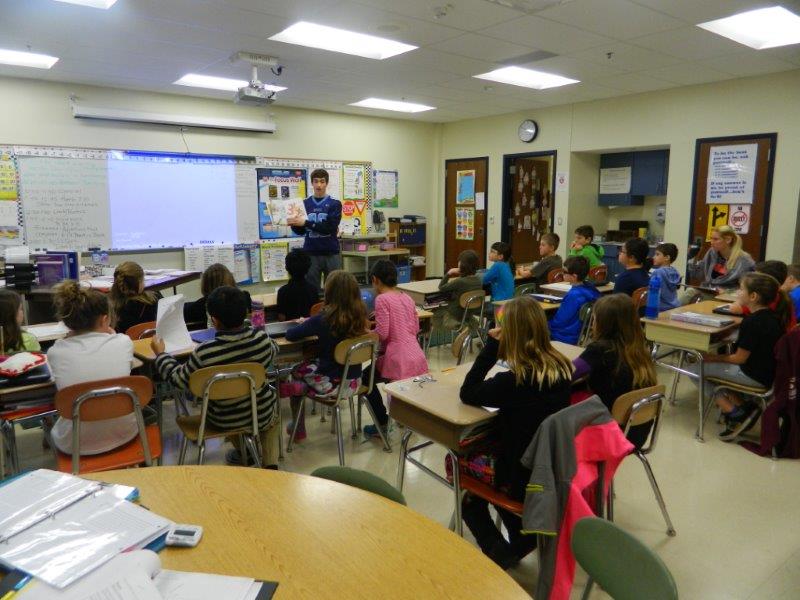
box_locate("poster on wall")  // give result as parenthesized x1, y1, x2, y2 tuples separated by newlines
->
(599, 167, 631, 194)
(256, 168, 307, 239)
(325, 166, 343, 202)
(342, 163, 368, 235)
(455, 207, 474, 240)
(374, 170, 399, 208)
(706, 144, 757, 204)
(729, 204, 751, 234)
(706, 203, 729, 241)
(456, 169, 475, 205)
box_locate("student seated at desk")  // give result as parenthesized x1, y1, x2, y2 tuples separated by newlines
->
(688, 273, 789, 441)
(152, 286, 280, 468)
(483, 242, 515, 302)
(183, 263, 252, 327)
(457, 296, 572, 569)
(681, 225, 755, 304)
(572, 294, 657, 445)
(0, 290, 40, 354)
(361, 260, 428, 439)
(548, 256, 601, 345)
(277, 249, 318, 321)
(725, 261, 796, 329)
(516, 233, 562, 287)
(284, 271, 368, 440)
(568, 225, 604, 268)
(435, 250, 483, 333)
(48, 282, 137, 455)
(613, 238, 651, 296)
(783, 264, 800, 321)
(111, 261, 162, 334)
(650, 243, 682, 311)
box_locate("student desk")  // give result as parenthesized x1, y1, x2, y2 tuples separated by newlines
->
(397, 279, 447, 308)
(643, 300, 742, 441)
(341, 248, 410, 278)
(251, 292, 278, 310)
(491, 297, 561, 313)
(715, 291, 738, 303)
(539, 282, 614, 296)
(386, 341, 583, 536)
(88, 466, 528, 599)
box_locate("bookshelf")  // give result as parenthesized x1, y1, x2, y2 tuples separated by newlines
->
(389, 220, 426, 281)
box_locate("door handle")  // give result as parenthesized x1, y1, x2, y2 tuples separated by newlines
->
(479, 227, 484, 235)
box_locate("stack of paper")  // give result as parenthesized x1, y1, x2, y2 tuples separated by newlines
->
(155, 295, 194, 353)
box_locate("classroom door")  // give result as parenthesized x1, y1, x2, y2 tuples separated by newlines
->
(689, 134, 776, 281)
(504, 153, 555, 264)
(444, 158, 488, 271)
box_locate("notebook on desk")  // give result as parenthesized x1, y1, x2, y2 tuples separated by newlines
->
(264, 321, 293, 338)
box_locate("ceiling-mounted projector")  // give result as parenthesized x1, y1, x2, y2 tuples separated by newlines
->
(232, 51, 283, 107)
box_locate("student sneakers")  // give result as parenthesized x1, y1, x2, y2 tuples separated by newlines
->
(718, 404, 762, 442)
(363, 424, 389, 439)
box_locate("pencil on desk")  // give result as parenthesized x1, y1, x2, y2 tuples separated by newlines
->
(441, 367, 456, 373)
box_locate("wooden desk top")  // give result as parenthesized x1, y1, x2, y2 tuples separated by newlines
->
(387, 341, 582, 427)
(397, 279, 443, 295)
(643, 300, 742, 334)
(132, 338, 196, 362)
(341, 248, 410, 258)
(492, 297, 561, 312)
(89, 467, 528, 600)
(715, 291, 738, 303)
(540, 282, 614, 295)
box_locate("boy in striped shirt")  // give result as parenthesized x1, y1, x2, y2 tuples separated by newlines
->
(152, 286, 279, 468)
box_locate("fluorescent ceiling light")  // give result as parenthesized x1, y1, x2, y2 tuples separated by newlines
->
(0, 48, 58, 69)
(697, 6, 800, 49)
(54, 0, 119, 8)
(174, 74, 286, 92)
(474, 66, 578, 89)
(269, 22, 417, 60)
(350, 98, 435, 113)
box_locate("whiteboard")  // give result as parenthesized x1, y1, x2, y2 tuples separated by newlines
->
(18, 156, 111, 249)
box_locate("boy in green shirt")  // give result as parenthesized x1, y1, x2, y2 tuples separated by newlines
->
(568, 225, 604, 268)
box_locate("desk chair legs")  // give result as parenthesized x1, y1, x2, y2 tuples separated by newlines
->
(286, 399, 306, 454)
(636, 451, 676, 536)
(178, 436, 189, 465)
(669, 351, 686, 405)
(356, 395, 392, 453)
(334, 405, 345, 466)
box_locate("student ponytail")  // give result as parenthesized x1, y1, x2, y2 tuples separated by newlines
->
(624, 238, 651, 270)
(741, 272, 795, 332)
(491, 241, 515, 273)
(54, 280, 110, 332)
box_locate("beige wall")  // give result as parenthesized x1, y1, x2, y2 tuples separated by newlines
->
(0, 76, 441, 294)
(441, 69, 800, 273)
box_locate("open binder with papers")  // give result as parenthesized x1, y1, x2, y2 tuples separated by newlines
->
(0, 470, 172, 589)
(16, 550, 278, 600)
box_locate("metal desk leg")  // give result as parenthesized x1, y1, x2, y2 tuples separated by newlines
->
(448, 449, 463, 536)
(397, 429, 413, 491)
(694, 351, 707, 442)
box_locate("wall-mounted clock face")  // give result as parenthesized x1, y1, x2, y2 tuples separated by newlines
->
(518, 119, 538, 143)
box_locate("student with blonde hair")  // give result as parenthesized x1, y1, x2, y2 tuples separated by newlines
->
(457, 296, 572, 569)
(682, 225, 754, 303)
(110, 261, 161, 333)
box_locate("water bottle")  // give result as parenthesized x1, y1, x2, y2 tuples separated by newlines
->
(645, 274, 661, 319)
(250, 300, 265, 330)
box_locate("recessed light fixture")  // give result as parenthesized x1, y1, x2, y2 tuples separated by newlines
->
(474, 66, 578, 89)
(0, 48, 59, 69)
(350, 98, 435, 113)
(269, 22, 417, 60)
(697, 6, 800, 49)
(174, 74, 286, 93)
(54, 0, 119, 8)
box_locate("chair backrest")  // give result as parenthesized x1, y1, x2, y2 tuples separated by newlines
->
(547, 268, 564, 283)
(588, 265, 608, 284)
(611, 384, 666, 452)
(125, 321, 157, 341)
(334, 334, 379, 396)
(577, 302, 596, 346)
(572, 517, 678, 600)
(311, 465, 407, 505)
(188, 363, 266, 399)
(310, 302, 324, 316)
(631, 286, 648, 311)
(515, 282, 537, 297)
(452, 327, 472, 365)
(459, 289, 486, 310)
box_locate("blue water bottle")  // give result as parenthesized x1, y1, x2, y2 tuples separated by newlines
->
(645, 274, 661, 319)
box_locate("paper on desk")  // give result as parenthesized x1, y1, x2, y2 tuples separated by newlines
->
(26, 322, 70, 340)
(155, 294, 193, 353)
(543, 282, 571, 292)
(154, 570, 255, 600)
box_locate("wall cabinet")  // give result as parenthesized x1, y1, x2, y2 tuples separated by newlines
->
(598, 150, 669, 206)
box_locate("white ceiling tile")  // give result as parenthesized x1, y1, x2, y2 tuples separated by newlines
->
(477, 15, 614, 54)
(438, 76, 535, 95)
(350, 0, 524, 31)
(701, 53, 799, 78)
(627, 0, 779, 24)
(389, 49, 497, 77)
(536, 0, 685, 39)
(570, 42, 683, 71)
(411, 84, 518, 102)
(428, 33, 538, 62)
(629, 25, 750, 61)
(648, 62, 736, 86)
(533, 81, 621, 104)
(214, 0, 345, 21)
(521, 56, 627, 81)
(594, 71, 674, 93)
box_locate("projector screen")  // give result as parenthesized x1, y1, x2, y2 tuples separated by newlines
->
(107, 156, 238, 249)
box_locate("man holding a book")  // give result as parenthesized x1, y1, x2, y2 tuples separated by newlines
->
(287, 168, 342, 294)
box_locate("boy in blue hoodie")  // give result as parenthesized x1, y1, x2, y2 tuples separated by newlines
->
(651, 243, 682, 311)
(549, 256, 601, 344)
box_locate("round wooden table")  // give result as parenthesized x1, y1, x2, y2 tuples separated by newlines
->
(90, 466, 529, 599)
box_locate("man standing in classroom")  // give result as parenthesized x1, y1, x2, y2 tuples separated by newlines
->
(287, 168, 342, 294)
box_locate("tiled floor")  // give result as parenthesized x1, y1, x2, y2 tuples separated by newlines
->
(12, 346, 800, 599)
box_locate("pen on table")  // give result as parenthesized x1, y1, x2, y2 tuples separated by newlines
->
(441, 367, 456, 373)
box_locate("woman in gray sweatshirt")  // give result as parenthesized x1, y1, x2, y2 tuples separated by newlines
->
(683, 225, 754, 302)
